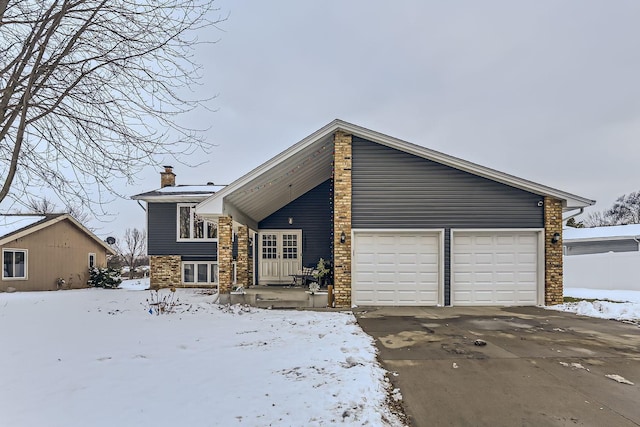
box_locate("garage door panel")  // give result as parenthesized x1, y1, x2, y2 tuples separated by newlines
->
(354, 232, 440, 306)
(452, 231, 539, 306)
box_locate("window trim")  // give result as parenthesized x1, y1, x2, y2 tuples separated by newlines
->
(88, 253, 96, 269)
(181, 261, 236, 285)
(2, 248, 28, 280)
(176, 203, 218, 242)
(182, 261, 219, 284)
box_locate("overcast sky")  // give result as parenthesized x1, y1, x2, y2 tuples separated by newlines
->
(101, 0, 640, 238)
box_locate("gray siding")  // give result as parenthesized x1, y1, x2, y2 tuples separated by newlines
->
(565, 239, 639, 256)
(147, 203, 217, 258)
(352, 137, 545, 306)
(259, 180, 332, 268)
(352, 137, 544, 229)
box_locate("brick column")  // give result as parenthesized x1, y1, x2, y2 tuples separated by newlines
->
(248, 231, 254, 286)
(218, 216, 233, 294)
(544, 197, 563, 305)
(149, 255, 181, 289)
(333, 131, 352, 307)
(236, 225, 250, 287)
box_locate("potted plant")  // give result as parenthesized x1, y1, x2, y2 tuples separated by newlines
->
(313, 258, 331, 288)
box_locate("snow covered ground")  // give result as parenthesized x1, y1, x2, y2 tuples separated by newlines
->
(549, 287, 640, 323)
(0, 279, 405, 427)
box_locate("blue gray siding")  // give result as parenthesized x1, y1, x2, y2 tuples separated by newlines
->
(352, 137, 545, 305)
(352, 137, 544, 229)
(565, 239, 639, 256)
(147, 203, 217, 258)
(259, 180, 332, 268)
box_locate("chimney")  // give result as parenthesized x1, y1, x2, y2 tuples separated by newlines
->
(160, 166, 175, 188)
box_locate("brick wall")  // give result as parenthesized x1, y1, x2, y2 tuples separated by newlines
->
(544, 197, 563, 305)
(236, 225, 250, 287)
(149, 255, 181, 289)
(218, 216, 233, 293)
(333, 131, 352, 307)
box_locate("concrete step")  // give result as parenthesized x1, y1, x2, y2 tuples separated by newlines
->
(254, 292, 329, 309)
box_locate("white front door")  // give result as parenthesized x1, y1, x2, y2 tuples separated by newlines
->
(258, 230, 302, 284)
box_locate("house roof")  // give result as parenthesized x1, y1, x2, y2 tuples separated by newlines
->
(131, 184, 224, 202)
(0, 214, 116, 254)
(564, 224, 640, 243)
(196, 119, 595, 226)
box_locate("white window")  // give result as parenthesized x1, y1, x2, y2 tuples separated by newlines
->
(3, 249, 27, 280)
(88, 253, 96, 269)
(181, 262, 237, 285)
(182, 262, 219, 284)
(177, 204, 217, 241)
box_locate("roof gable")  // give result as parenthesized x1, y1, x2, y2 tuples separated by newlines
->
(196, 119, 595, 223)
(0, 214, 116, 254)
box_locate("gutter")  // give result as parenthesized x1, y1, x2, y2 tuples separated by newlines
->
(562, 207, 584, 224)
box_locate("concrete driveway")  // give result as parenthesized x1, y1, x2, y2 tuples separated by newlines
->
(354, 306, 640, 427)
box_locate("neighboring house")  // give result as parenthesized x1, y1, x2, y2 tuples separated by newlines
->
(563, 224, 640, 255)
(563, 224, 640, 292)
(134, 120, 594, 307)
(0, 214, 116, 292)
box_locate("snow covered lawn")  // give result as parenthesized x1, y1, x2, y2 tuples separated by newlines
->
(0, 280, 404, 427)
(548, 287, 640, 324)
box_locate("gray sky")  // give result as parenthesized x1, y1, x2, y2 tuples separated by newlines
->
(102, 0, 640, 238)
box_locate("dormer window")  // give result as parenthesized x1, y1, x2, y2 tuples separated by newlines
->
(177, 204, 217, 241)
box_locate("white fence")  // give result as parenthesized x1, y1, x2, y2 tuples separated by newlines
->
(564, 251, 640, 291)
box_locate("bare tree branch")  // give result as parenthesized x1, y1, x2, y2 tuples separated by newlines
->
(0, 0, 224, 215)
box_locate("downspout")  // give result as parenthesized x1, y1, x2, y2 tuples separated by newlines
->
(136, 200, 146, 212)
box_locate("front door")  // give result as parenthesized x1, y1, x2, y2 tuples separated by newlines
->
(258, 230, 302, 284)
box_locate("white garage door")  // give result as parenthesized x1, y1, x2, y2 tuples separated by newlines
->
(452, 231, 539, 306)
(353, 231, 441, 306)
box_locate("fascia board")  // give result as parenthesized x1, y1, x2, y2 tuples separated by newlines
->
(197, 120, 341, 214)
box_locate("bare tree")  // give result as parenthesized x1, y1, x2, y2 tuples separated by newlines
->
(116, 227, 147, 273)
(583, 191, 640, 227)
(23, 196, 93, 226)
(0, 1, 224, 214)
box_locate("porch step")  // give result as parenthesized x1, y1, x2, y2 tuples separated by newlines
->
(254, 292, 328, 309)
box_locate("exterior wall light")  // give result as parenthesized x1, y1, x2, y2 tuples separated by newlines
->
(340, 231, 346, 244)
(551, 232, 561, 244)
(288, 217, 293, 225)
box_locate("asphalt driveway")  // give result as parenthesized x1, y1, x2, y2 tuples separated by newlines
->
(354, 306, 640, 427)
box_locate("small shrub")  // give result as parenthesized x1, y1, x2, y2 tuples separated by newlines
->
(145, 288, 179, 315)
(88, 267, 122, 289)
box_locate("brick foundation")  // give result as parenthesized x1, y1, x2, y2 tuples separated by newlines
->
(149, 255, 181, 289)
(218, 216, 233, 293)
(332, 131, 352, 308)
(544, 197, 563, 305)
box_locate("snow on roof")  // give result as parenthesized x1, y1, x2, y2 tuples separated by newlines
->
(155, 185, 224, 194)
(564, 224, 640, 241)
(0, 215, 47, 238)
